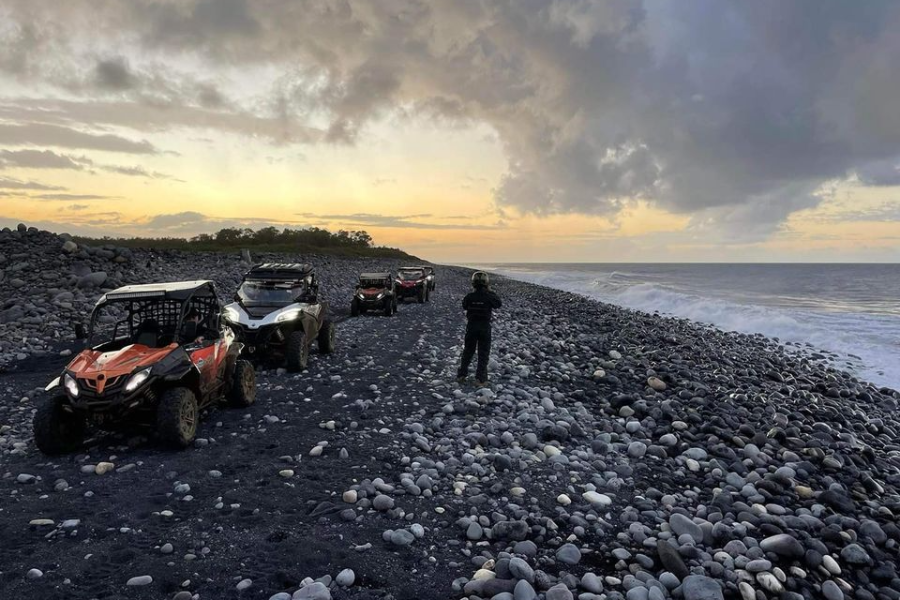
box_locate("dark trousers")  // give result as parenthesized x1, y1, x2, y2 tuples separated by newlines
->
(458, 320, 491, 381)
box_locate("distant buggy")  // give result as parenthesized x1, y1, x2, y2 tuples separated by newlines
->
(222, 263, 335, 372)
(35, 280, 255, 453)
(394, 267, 431, 303)
(351, 272, 398, 316)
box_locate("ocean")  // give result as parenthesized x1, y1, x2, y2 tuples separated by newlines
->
(477, 263, 900, 390)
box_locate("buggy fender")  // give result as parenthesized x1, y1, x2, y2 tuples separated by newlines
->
(298, 311, 319, 341)
(156, 346, 199, 383)
(290, 301, 326, 340)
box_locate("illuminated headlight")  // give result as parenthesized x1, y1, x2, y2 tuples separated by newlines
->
(63, 374, 79, 397)
(376, 292, 385, 299)
(276, 309, 302, 323)
(222, 306, 240, 322)
(124, 368, 151, 392)
(357, 293, 365, 300)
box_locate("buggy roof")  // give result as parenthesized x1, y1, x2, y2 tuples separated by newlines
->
(359, 272, 391, 279)
(244, 263, 314, 281)
(101, 280, 217, 302)
(398, 266, 425, 272)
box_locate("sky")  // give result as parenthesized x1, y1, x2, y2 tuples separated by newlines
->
(1, 0, 899, 263)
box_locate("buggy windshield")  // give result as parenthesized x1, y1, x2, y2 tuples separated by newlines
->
(238, 281, 306, 306)
(397, 270, 423, 281)
(359, 278, 388, 288)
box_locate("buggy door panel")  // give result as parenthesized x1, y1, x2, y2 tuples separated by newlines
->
(189, 341, 226, 396)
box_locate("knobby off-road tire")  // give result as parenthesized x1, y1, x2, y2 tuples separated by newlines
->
(418, 287, 425, 303)
(350, 298, 360, 317)
(318, 320, 336, 353)
(157, 387, 198, 448)
(286, 330, 309, 372)
(228, 360, 256, 407)
(33, 395, 86, 455)
(383, 297, 393, 316)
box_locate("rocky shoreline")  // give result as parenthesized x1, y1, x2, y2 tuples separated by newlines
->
(0, 224, 399, 370)
(1, 225, 899, 600)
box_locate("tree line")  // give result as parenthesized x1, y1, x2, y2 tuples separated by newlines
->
(76, 226, 414, 259)
(190, 226, 374, 248)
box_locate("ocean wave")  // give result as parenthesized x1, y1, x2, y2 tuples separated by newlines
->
(495, 268, 899, 389)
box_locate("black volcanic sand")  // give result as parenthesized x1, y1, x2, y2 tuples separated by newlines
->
(2, 266, 900, 600)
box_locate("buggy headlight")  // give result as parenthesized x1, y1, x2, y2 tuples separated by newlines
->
(376, 292, 385, 299)
(357, 293, 365, 300)
(125, 368, 151, 392)
(63, 374, 79, 397)
(222, 306, 240, 322)
(276, 309, 302, 322)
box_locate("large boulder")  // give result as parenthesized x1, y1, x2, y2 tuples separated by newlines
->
(682, 576, 724, 600)
(77, 272, 108, 289)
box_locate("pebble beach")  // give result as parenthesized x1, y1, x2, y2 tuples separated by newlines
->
(1, 224, 899, 600)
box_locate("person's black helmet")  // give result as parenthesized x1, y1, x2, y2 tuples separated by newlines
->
(471, 271, 490, 288)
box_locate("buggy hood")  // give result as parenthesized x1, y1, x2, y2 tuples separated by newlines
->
(68, 344, 177, 381)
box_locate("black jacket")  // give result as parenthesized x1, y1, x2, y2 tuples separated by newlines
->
(463, 287, 502, 322)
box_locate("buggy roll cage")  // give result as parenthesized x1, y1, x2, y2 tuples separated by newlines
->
(87, 281, 220, 347)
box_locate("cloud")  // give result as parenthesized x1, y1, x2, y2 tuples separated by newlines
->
(0, 149, 86, 170)
(0, 148, 179, 181)
(142, 211, 305, 233)
(0, 176, 65, 190)
(297, 212, 505, 230)
(144, 211, 207, 229)
(33, 193, 115, 201)
(806, 202, 900, 224)
(0, 122, 158, 153)
(0, 98, 322, 146)
(101, 164, 180, 181)
(3, 0, 900, 237)
(94, 57, 136, 91)
(855, 158, 900, 187)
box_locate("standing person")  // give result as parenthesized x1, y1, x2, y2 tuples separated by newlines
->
(457, 271, 502, 386)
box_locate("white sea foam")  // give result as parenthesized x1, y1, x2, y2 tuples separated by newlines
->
(484, 265, 900, 389)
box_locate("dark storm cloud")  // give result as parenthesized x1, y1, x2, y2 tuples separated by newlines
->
(855, 158, 900, 187)
(95, 57, 136, 91)
(2, 0, 900, 235)
(0, 122, 158, 154)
